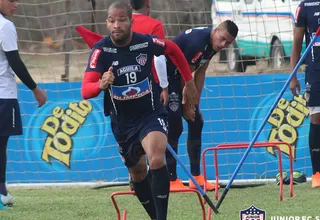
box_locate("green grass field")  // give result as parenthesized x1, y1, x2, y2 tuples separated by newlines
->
(0, 183, 318, 220)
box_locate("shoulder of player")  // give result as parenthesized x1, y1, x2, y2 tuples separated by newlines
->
(176, 28, 210, 47)
(91, 36, 117, 54)
(0, 17, 16, 33)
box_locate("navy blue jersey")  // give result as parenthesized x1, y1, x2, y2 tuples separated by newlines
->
(85, 33, 167, 134)
(166, 27, 217, 79)
(295, 0, 320, 83)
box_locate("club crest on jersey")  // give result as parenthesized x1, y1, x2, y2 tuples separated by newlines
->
(89, 49, 101, 68)
(240, 205, 266, 220)
(153, 38, 165, 47)
(111, 78, 151, 101)
(136, 53, 148, 66)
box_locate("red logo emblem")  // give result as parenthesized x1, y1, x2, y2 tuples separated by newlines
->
(191, 52, 203, 63)
(90, 49, 101, 68)
(153, 38, 165, 47)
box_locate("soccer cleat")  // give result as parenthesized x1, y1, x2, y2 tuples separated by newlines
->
(189, 175, 220, 191)
(169, 179, 187, 190)
(0, 203, 7, 210)
(312, 172, 320, 188)
(276, 172, 290, 185)
(292, 172, 307, 184)
(1, 193, 15, 207)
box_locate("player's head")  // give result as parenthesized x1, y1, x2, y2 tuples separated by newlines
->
(0, 0, 18, 16)
(211, 20, 238, 51)
(130, 0, 151, 15)
(106, 1, 133, 46)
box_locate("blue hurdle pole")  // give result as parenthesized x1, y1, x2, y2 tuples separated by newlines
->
(215, 27, 320, 210)
(166, 144, 219, 214)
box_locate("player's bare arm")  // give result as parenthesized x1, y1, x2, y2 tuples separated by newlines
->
(193, 61, 210, 104)
(290, 26, 304, 96)
(182, 62, 209, 121)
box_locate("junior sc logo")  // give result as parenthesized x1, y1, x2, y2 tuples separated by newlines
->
(240, 205, 266, 220)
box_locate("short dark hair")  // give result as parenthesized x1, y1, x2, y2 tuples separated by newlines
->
(129, 0, 145, 10)
(218, 20, 238, 38)
(108, 1, 132, 19)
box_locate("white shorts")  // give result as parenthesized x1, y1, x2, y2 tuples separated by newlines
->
(309, 106, 320, 115)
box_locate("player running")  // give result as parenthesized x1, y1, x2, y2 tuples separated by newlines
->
(81, 2, 196, 219)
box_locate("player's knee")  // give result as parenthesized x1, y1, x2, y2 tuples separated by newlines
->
(189, 116, 204, 130)
(148, 155, 165, 169)
(129, 165, 148, 182)
(147, 147, 166, 169)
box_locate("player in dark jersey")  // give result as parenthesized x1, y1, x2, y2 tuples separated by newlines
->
(290, 0, 320, 188)
(81, 2, 197, 219)
(165, 21, 238, 190)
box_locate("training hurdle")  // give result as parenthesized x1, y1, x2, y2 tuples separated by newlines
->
(202, 142, 294, 219)
(110, 188, 206, 220)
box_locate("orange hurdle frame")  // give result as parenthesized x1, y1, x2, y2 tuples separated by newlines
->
(202, 142, 294, 220)
(110, 188, 207, 220)
(202, 142, 294, 201)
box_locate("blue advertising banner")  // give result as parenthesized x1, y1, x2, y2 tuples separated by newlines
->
(6, 73, 311, 184)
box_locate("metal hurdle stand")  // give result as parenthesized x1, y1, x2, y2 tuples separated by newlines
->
(110, 188, 207, 220)
(202, 142, 294, 220)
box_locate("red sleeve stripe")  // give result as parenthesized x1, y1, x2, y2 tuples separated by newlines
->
(81, 71, 102, 99)
(163, 39, 192, 82)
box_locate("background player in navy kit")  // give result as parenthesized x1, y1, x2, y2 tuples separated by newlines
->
(165, 21, 238, 190)
(290, 0, 320, 188)
(81, 2, 197, 219)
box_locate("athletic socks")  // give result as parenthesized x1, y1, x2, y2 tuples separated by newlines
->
(187, 106, 204, 176)
(187, 138, 202, 176)
(132, 175, 157, 219)
(0, 136, 8, 196)
(309, 123, 320, 174)
(150, 165, 170, 220)
(166, 141, 178, 181)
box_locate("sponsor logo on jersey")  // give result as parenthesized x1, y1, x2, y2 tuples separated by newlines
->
(111, 78, 151, 100)
(191, 52, 203, 64)
(304, 2, 320, 6)
(136, 53, 148, 66)
(102, 47, 117, 53)
(90, 49, 101, 68)
(117, 65, 141, 76)
(312, 32, 320, 46)
(129, 42, 149, 51)
(152, 38, 165, 47)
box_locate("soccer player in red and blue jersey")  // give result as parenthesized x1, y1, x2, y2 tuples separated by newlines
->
(165, 21, 238, 190)
(81, 2, 197, 219)
(290, 0, 320, 188)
